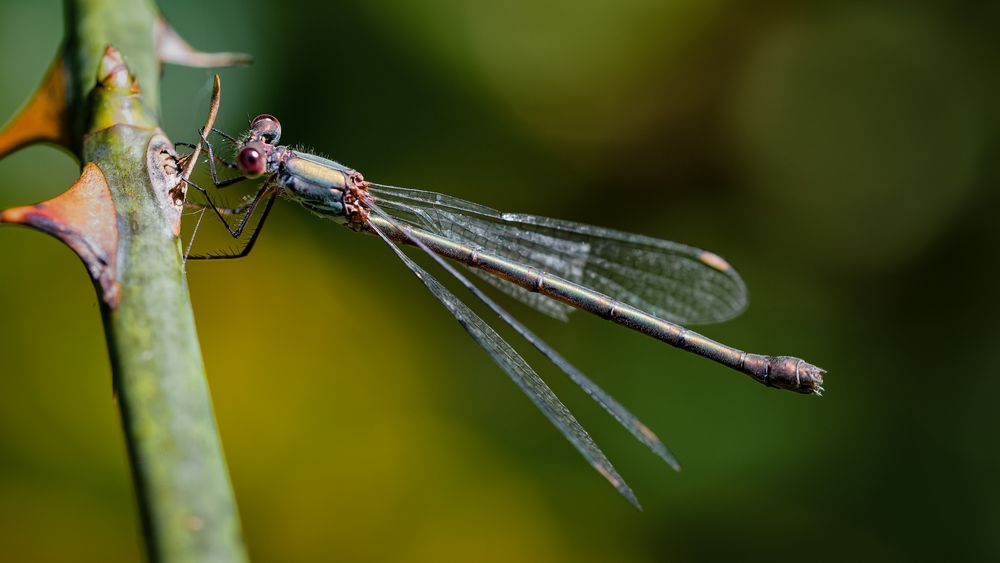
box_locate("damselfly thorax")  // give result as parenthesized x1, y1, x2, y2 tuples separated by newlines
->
(230, 115, 370, 227)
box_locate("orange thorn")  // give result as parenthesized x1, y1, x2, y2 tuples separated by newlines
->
(155, 17, 252, 68)
(0, 52, 72, 158)
(1, 163, 120, 306)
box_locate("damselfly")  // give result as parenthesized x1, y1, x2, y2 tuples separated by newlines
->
(180, 112, 825, 508)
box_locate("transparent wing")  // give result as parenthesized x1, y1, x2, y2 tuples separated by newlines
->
(365, 204, 680, 472)
(369, 184, 748, 325)
(366, 213, 641, 509)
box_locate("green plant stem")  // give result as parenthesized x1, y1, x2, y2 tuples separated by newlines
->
(67, 1, 248, 560)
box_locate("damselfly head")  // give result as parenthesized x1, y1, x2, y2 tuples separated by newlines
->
(237, 142, 269, 178)
(250, 114, 281, 144)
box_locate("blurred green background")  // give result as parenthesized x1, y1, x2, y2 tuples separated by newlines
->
(1, 1, 998, 561)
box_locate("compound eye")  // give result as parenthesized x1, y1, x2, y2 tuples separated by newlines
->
(237, 146, 267, 178)
(250, 114, 282, 143)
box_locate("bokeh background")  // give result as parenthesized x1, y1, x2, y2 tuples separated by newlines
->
(1, 1, 998, 561)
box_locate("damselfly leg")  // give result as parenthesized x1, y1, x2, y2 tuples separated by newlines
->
(177, 127, 278, 260)
(175, 140, 239, 176)
(180, 180, 277, 260)
(200, 128, 249, 189)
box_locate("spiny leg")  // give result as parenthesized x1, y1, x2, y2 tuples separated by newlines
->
(183, 196, 259, 217)
(175, 141, 238, 172)
(183, 207, 207, 264)
(193, 128, 247, 189)
(175, 129, 247, 188)
(175, 139, 245, 200)
(180, 126, 276, 260)
(187, 190, 278, 261)
(181, 194, 251, 261)
(210, 127, 239, 143)
(182, 177, 273, 238)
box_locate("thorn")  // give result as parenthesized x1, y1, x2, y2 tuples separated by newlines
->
(155, 17, 252, 68)
(1, 163, 120, 306)
(0, 50, 71, 159)
(98, 45, 138, 93)
(92, 45, 155, 130)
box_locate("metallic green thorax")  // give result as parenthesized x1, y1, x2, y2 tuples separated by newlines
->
(279, 151, 351, 221)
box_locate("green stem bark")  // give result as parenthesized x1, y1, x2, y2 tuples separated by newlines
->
(67, 1, 247, 561)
